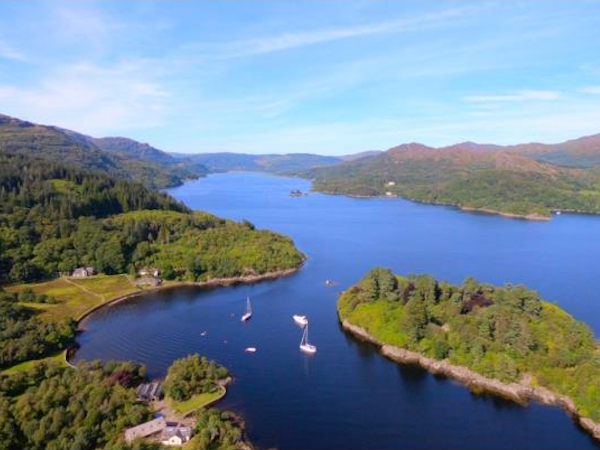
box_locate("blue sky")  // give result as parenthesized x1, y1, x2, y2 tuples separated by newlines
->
(0, 1, 599, 155)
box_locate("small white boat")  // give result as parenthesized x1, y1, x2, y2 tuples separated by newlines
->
(200, 331, 208, 337)
(556, 211, 562, 215)
(299, 324, 317, 354)
(293, 315, 308, 327)
(241, 296, 252, 322)
(245, 347, 257, 353)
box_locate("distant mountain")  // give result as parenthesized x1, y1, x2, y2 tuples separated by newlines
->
(172, 150, 386, 174)
(439, 134, 600, 168)
(173, 152, 343, 174)
(0, 114, 206, 188)
(307, 135, 600, 219)
(60, 131, 207, 182)
(507, 134, 600, 168)
(340, 150, 383, 161)
(73, 135, 176, 165)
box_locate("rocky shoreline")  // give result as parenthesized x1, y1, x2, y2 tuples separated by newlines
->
(340, 318, 600, 441)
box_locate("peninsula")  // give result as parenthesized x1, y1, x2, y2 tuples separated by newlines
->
(0, 144, 304, 372)
(338, 268, 600, 441)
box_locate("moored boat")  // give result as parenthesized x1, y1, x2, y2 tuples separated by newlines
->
(299, 324, 317, 354)
(241, 296, 252, 322)
(293, 314, 308, 327)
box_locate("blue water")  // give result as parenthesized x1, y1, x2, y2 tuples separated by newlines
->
(73, 172, 600, 449)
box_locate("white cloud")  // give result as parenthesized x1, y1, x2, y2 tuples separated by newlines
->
(580, 85, 600, 94)
(0, 60, 170, 135)
(464, 90, 562, 103)
(0, 39, 26, 61)
(197, 6, 472, 59)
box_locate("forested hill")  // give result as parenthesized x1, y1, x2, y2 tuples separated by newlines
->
(307, 141, 600, 219)
(0, 113, 206, 188)
(0, 152, 304, 284)
(174, 151, 343, 174)
(339, 268, 600, 423)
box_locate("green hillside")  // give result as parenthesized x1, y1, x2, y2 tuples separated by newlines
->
(308, 144, 600, 218)
(0, 114, 205, 188)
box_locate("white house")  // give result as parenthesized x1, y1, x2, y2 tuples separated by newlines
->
(138, 268, 160, 277)
(160, 424, 192, 446)
(72, 267, 95, 278)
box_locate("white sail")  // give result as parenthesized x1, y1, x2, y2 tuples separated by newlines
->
(241, 296, 252, 322)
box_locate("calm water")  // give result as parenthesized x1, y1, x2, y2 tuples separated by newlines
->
(73, 172, 600, 450)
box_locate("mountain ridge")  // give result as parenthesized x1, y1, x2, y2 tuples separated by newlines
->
(0, 113, 206, 188)
(307, 133, 600, 219)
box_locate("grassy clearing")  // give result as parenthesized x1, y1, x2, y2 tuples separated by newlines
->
(168, 386, 226, 416)
(1, 351, 69, 375)
(8, 278, 83, 304)
(69, 275, 139, 301)
(6, 275, 141, 321)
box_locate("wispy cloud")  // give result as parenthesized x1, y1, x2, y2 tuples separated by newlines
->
(0, 60, 170, 135)
(580, 85, 600, 95)
(196, 6, 473, 59)
(464, 90, 562, 103)
(0, 39, 26, 61)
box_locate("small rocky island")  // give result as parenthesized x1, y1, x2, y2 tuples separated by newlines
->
(338, 268, 600, 441)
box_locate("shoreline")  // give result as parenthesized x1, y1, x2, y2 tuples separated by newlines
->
(314, 187, 554, 221)
(64, 265, 303, 368)
(459, 206, 551, 221)
(339, 318, 600, 442)
(3, 266, 303, 374)
(76, 265, 303, 327)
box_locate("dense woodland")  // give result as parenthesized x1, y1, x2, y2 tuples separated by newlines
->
(339, 268, 600, 420)
(0, 359, 247, 450)
(187, 409, 246, 450)
(0, 153, 303, 284)
(163, 354, 229, 402)
(0, 361, 155, 450)
(0, 289, 76, 368)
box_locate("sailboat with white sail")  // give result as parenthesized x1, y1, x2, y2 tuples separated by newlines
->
(293, 314, 308, 327)
(241, 296, 252, 322)
(299, 324, 317, 354)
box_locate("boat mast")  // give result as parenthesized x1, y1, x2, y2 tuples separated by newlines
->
(301, 325, 308, 345)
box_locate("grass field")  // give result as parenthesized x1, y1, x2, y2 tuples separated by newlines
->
(6, 274, 142, 321)
(168, 386, 226, 416)
(1, 351, 69, 375)
(70, 275, 140, 301)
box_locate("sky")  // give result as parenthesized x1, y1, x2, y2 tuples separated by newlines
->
(0, 1, 599, 155)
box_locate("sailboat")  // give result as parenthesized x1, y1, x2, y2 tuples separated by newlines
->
(241, 296, 252, 322)
(299, 324, 317, 354)
(293, 315, 308, 327)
